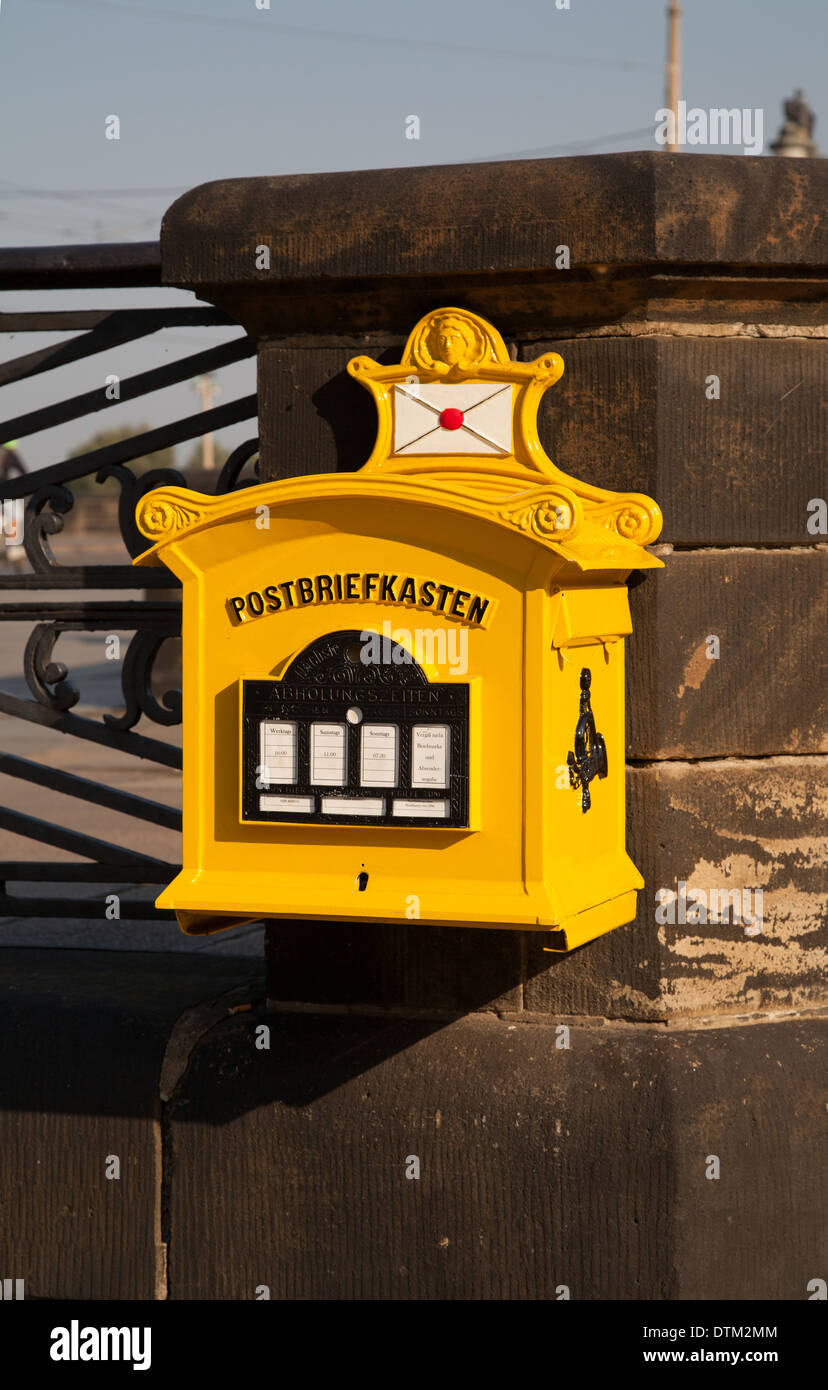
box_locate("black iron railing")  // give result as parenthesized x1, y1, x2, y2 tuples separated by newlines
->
(0, 242, 258, 920)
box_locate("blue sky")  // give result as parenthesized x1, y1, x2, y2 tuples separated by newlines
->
(0, 0, 823, 472)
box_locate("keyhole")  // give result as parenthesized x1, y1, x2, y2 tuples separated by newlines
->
(356, 871, 369, 892)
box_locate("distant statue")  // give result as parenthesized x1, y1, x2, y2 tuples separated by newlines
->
(784, 90, 815, 136)
(771, 90, 819, 157)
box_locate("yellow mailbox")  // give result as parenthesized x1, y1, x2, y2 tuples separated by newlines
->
(134, 307, 662, 949)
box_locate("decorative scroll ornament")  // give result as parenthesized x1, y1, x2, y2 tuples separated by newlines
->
(216, 438, 261, 494)
(23, 618, 181, 729)
(98, 463, 186, 558)
(136, 491, 203, 542)
(24, 623, 80, 712)
(23, 484, 75, 573)
(567, 668, 608, 814)
(587, 496, 663, 548)
(499, 487, 581, 540)
(104, 631, 182, 732)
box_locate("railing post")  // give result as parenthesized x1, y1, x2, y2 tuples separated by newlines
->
(157, 154, 828, 1298)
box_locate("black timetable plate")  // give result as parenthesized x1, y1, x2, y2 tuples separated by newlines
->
(241, 630, 469, 827)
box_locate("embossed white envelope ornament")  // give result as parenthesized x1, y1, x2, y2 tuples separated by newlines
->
(393, 382, 512, 455)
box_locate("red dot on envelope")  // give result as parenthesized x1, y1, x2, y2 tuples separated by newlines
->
(439, 407, 464, 431)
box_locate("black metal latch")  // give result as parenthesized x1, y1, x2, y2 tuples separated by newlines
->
(567, 667, 608, 813)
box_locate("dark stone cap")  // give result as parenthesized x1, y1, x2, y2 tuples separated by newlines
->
(161, 152, 828, 333)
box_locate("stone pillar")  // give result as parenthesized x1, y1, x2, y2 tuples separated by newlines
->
(159, 155, 827, 1298)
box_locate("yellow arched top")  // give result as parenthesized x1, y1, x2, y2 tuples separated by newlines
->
(134, 307, 663, 570)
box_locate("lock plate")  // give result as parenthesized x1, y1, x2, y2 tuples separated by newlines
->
(567, 667, 608, 813)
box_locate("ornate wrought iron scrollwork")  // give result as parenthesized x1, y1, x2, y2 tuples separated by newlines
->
(104, 629, 182, 731)
(0, 258, 259, 919)
(23, 484, 76, 572)
(12, 435, 259, 579)
(24, 622, 81, 711)
(567, 667, 608, 813)
(22, 613, 181, 730)
(216, 437, 260, 494)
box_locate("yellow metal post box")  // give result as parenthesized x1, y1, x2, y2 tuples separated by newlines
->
(134, 308, 662, 950)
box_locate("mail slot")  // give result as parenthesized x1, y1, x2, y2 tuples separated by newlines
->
(134, 307, 662, 950)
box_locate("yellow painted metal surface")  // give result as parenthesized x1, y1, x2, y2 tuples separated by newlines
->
(134, 307, 662, 950)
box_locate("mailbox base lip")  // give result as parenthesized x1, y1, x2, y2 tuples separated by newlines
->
(541, 889, 638, 953)
(158, 873, 640, 950)
(173, 909, 264, 937)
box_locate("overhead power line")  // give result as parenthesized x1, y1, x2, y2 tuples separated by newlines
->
(466, 126, 655, 162)
(0, 179, 165, 228)
(1, 121, 657, 210)
(0, 186, 187, 200)
(28, 0, 660, 71)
